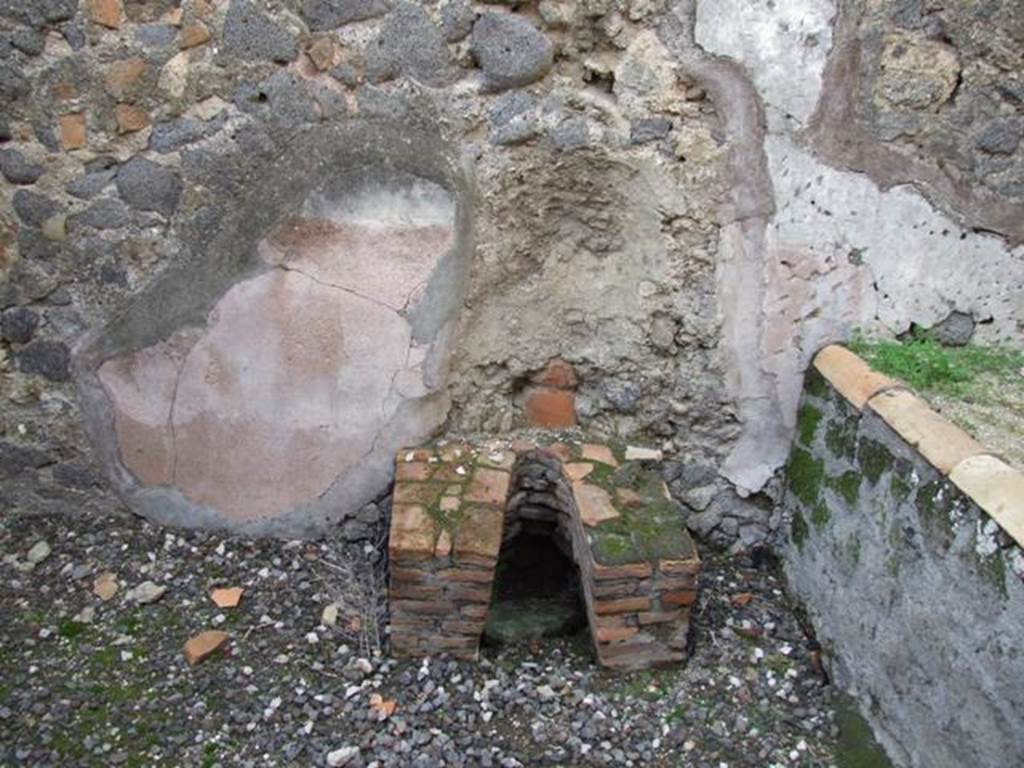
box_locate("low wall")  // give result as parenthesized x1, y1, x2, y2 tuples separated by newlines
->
(387, 437, 700, 670)
(782, 345, 1024, 768)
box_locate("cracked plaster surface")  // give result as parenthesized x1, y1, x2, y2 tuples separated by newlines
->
(98, 187, 455, 523)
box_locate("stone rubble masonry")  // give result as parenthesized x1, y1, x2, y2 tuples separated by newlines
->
(388, 437, 700, 671)
(813, 344, 1023, 549)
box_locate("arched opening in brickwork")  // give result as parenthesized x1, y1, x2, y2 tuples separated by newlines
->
(484, 451, 587, 644)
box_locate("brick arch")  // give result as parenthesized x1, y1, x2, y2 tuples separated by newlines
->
(387, 439, 701, 671)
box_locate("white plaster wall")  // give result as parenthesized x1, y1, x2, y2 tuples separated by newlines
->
(695, 0, 1024, 477)
(696, 0, 836, 131)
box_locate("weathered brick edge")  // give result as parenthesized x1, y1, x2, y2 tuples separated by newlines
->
(813, 344, 1024, 548)
(387, 439, 700, 670)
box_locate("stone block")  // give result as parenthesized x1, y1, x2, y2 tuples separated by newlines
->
(115, 105, 150, 134)
(89, 0, 123, 28)
(180, 21, 212, 49)
(470, 12, 553, 91)
(59, 113, 86, 150)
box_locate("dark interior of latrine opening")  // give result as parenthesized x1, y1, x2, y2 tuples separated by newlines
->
(484, 451, 587, 645)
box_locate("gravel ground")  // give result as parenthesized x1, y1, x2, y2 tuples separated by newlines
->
(1, 509, 864, 768)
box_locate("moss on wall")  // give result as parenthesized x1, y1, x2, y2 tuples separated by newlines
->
(797, 403, 824, 446)
(786, 447, 825, 507)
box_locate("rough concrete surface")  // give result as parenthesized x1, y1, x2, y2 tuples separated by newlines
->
(783, 371, 1024, 768)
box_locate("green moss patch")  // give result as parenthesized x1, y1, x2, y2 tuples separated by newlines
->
(587, 464, 696, 565)
(811, 500, 831, 530)
(805, 367, 829, 398)
(826, 419, 858, 462)
(797, 403, 823, 447)
(791, 510, 809, 551)
(786, 448, 825, 507)
(857, 437, 893, 486)
(829, 471, 861, 507)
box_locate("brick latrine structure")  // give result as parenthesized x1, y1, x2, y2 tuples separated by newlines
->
(387, 438, 701, 671)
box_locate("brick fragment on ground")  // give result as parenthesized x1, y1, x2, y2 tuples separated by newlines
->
(184, 630, 230, 665)
(210, 587, 244, 608)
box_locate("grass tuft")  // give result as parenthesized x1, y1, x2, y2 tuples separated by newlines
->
(848, 330, 1023, 396)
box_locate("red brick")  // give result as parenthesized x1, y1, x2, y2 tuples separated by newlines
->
(659, 558, 700, 575)
(441, 619, 486, 635)
(656, 574, 697, 590)
(460, 604, 489, 618)
(446, 584, 491, 602)
(389, 583, 442, 601)
(453, 506, 503, 562)
(593, 579, 651, 599)
(435, 635, 479, 650)
(593, 562, 653, 580)
(390, 600, 455, 616)
(389, 617, 435, 632)
(594, 613, 627, 628)
(437, 568, 494, 584)
(594, 597, 650, 615)
(638, 610, 684, 626)
(184, 630, 229, 665)
(581, 443, 618, 467)
(573, 482, 620, 527)
(396, 462, 434, 482)
(390, 566, 431, 584)
(530, 358, 578, 389)
(660, 590, 697, 607)
(525, 387, 576, 428)
(388, 504, 435, 561)
(464, 468, 510, 505)
(596, 626, 639, 643)
(398, 448, 435, 462)
(393, 482, 447, 506)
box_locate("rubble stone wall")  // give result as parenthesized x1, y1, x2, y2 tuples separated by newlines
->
(0, 0, 1021, 540)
